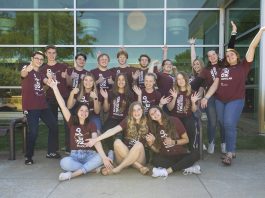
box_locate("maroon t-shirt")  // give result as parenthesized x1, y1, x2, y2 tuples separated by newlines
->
(21, 67, 47, 111)
(216, 59, 252, 102)
(111, 66, 135, 88)
(141, 89, 161, 114)
(156, 72, 175, 97)
(108, 92, 129, 120)
(68, 116, 97, 150)
(119, 118, 147, 149)
(40, 63, 69, 98)
(170, 91, 193, 118)
(135, 68, 148, 89)
(198, 64, 219, 90)
(75, 92, 103, 116)
(155, 117, 188, 156)
(90, 68, 115, 90)
(67, 68, 90, 89)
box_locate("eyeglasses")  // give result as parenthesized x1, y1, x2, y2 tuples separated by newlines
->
(34, 57, 44, 61)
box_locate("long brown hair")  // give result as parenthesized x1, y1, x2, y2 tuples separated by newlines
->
(192, 58, 204, 76)
(126, 102, 149, 140)
(174, 72, 192, 96)
(112, 73, 133, 110)
(77, 73, 97, 102)
(147, 106, 177, 149)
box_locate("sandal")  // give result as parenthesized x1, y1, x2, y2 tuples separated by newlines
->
(221, 153, 236, 159)
(139, 166, 150, 175)
(100, 167, 114, 176)
(222, 155, 232, 166)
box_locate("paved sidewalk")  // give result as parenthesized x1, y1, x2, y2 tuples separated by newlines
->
(0, 150, 265, 198)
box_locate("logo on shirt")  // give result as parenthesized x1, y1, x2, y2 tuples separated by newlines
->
(74, 128, 85, 148)
(220, 68, 232, 80)
(33, 73, 44, 96)
(160, 130, 174, 149)
(142, 95, 151, 113)
(210, 67, 218, 80)
(99, 73, 108, 89)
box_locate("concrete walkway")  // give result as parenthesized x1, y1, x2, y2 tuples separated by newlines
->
(0, 150, 265, 198)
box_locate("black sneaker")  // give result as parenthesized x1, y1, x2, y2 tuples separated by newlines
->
(25, 158, 34, 165)
(46, 152, 61, 159)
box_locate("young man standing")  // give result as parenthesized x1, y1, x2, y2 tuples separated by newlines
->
(41, 45, 69, 154)
(133, 54, 151, 89)
(21, 51, 60, 164)
(66, 53, 89, 89)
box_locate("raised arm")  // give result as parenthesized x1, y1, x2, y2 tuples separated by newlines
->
(67, 87, 79, 109)
(189, 38, 196, 65)
(227, 21, 237, 49)
(47, 79, 71, 121)
(162, 45, 168, 60)
(246, 27, 265, 62)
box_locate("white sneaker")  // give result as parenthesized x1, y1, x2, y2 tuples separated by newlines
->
(59, 172, 72, 181)
(207, 142, 215, 154)
(183, 165, 201, 175)
(221, 143, 226, 154)
(152, 167, 168, 179)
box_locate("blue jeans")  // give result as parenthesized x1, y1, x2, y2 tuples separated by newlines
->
(60, 150, 114, 174)
(215, 99, 244, 153)
(205, 96, 225, 144)
(25, 108, 58, 158)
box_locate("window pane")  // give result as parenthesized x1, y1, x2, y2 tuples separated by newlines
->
(77, 11, 163, 45)
(227, 0, 260, 8)
(167, 0, 218, 8)
(226, 10, 259, 44)
(0, 12, 74, 45)
(77, 47, 162, 70)
(167, 11, 219, 45)
(0, 0, 73, 9)
(77, 0, 163, 8)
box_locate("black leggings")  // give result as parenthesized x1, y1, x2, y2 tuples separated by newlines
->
(102, 118, 123, 150)
(151, 151, 200, 172)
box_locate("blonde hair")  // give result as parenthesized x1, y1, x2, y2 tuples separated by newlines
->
(77, 73, 98, 102)
(126, 102, 149, 141)
(175, 72, 192, 96)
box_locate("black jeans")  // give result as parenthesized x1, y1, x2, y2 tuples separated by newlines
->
(25, 108, 58, 158)
(47, 97, 69, 151)
(151, 151, 200, 172)
(179, 116, 196, 151)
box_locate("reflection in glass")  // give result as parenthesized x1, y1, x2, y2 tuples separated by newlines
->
(0, 0, 73, 9)
(77, 11, 163, 45)
(167, 11, 219, 45)
(167, 0, 218, 8)
(77, 0, 163, 8)
(226, 10, 259, 44)
(0, 12, 74, 45)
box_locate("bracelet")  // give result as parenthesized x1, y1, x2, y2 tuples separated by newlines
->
(204, 96, 209, 100)
(231, 31, 237, 35)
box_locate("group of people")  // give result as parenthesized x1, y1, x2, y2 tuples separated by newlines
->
(20, 21, 265, 181)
